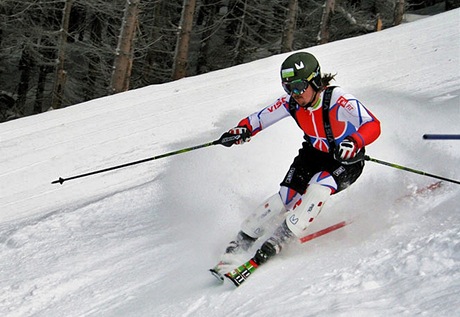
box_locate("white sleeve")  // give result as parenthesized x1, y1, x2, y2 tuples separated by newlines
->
(332, 87, 374, 129)
(245, 95, 291, 134)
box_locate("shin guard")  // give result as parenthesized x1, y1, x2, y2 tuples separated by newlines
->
(285, 184, 331, 237)
(241, 193, 287, 239)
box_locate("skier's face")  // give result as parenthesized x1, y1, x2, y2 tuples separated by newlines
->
(292, 84, 318, 108)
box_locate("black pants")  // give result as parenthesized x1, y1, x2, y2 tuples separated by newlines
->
(280, 142, 365, 195)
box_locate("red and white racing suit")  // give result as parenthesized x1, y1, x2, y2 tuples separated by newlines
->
(236, 86, 381, 210)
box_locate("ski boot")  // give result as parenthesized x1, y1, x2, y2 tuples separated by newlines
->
(254, 220, 293, 265)
(225, 231, 257, 254)
(210, 231, 257, 281)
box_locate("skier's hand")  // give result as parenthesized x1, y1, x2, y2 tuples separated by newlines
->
(229, 126, 251, 145)
(335, 137, 361, 163)
(220, 126, 251, 147)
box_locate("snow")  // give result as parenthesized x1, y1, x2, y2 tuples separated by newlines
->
(1, 9, 459, 317)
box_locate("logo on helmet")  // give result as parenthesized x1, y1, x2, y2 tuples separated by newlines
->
(295, 61, 305, 70)
(282, 68, 295, 79)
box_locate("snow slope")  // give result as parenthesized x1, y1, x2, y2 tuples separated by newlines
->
(0, 9, 459, 317)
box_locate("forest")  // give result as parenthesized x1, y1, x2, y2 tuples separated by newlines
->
(0, 0, 451, 122)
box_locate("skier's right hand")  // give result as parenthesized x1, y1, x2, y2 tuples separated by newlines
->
(220, 126, 251, 147)
(228, 126, 251, 145)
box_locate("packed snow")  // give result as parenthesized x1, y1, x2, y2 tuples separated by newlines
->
(0, 9, 459, 317)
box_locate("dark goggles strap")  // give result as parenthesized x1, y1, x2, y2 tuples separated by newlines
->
(322, 86, 336, 154)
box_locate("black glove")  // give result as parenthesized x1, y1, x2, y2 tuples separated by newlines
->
(220, 126, 251, 147)
(334, 137, 364, 164)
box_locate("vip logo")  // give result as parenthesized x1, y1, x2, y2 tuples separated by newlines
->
(295, 61, 305, 70)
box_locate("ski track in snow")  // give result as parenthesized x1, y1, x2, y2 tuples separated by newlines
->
(0, 9, 459, 317)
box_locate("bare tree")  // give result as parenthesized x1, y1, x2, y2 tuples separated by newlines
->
(51, 0, 74, 109)
(83, 9, 104, 101)
(195, 0, 223, 74)
(361, 0, 396, 29)
(281, 0, 298, 53)
(394, 0, 405, 25)
(16, 46, 35, 116)
(110, 0, 140, 94)
(172, 0, 198, 80)
(132, 1, 183, 86)
(1, 1, 62, 118)
(318, 0, 336, 44)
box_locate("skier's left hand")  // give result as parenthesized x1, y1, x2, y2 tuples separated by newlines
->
(335, 137, 359, 161)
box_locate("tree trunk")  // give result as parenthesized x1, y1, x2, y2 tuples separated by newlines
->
(16, 47, 34, 116)
(141, 2, 162, 85)
(172, 0, 197, 80)
(51, 0, 73, 109)
(394, 0, 405, 26)
(33, 65, 48, 114)
(281, 0, 298, 53)
(376, 14, 383, 31)
(84, 11, 103, 101)
(318, 0, 335, 45)
(233, 0, 248, 65)
(110, 0, 140, 94)
(195, 0, 220, 74)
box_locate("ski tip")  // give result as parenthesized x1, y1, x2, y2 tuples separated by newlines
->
(209, 268, 225, 283)
(224, 272, 243, 287)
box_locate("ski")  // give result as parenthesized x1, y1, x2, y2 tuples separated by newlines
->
(299, 220, 350, 243)
(209, 259, 241, 283)
(218, 220, 351, 287)
(224, 259, 259, 287)
(210, 268, 225, 282)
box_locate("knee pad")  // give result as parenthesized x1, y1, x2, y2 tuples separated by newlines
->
(241, 193, 287, 239)
(309, 171, 338, 193)
(279, 186, 303, 210)
(285, 184, 331, 237)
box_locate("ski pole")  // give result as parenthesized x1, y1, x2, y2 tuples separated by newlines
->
(51, 132, 241, 185)
(422, 134, 460, 140)
(364, 155, 460, 185)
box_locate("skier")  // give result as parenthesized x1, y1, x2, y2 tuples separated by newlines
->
(211, 51, 381, 278)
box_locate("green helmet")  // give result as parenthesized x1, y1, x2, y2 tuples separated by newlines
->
(280, 52, 322, 92)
